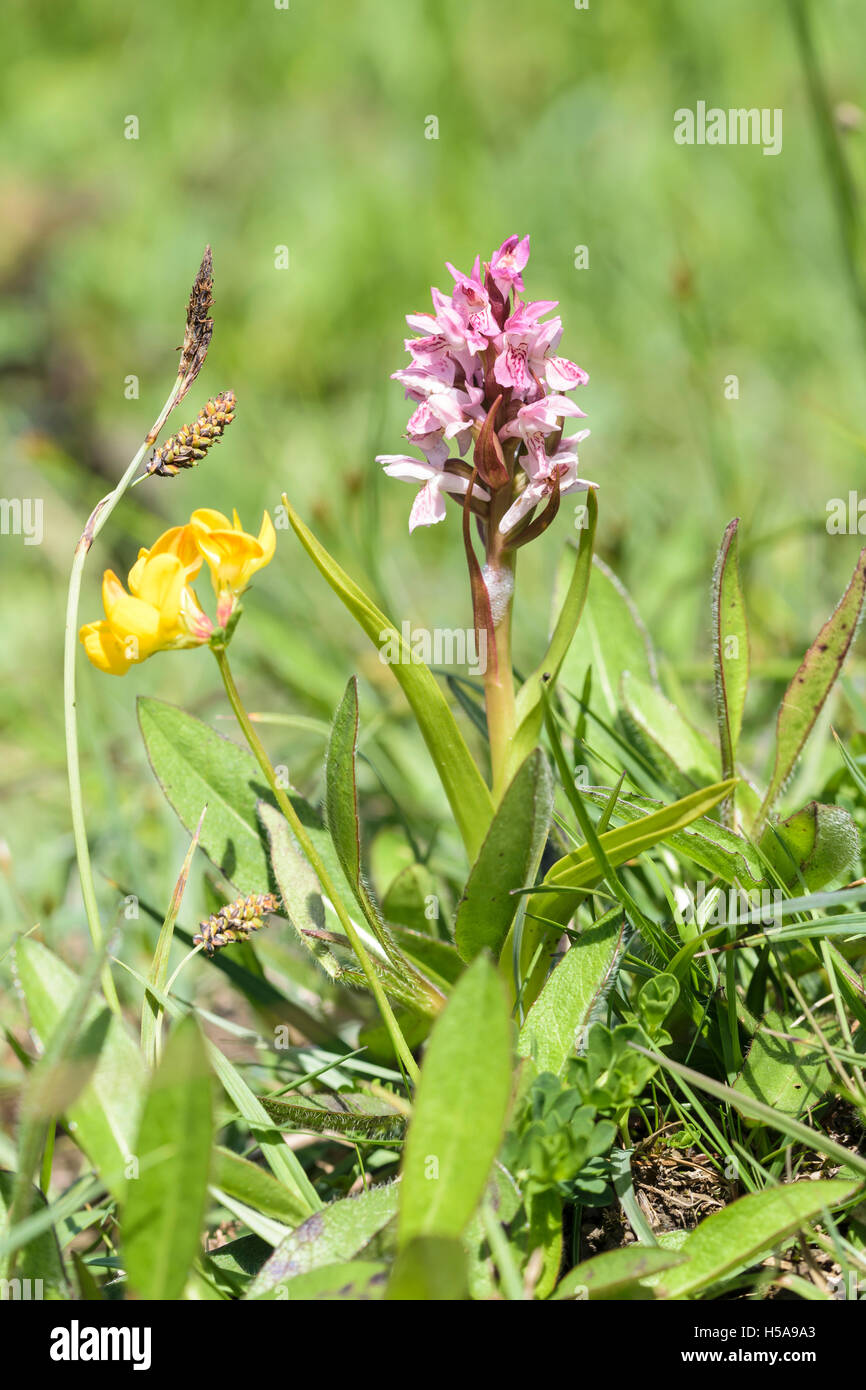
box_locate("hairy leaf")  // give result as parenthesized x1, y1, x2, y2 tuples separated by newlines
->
(399, 956, 512, 1244)
(454, 749, 554, 962)
(758, 548, 866, 828)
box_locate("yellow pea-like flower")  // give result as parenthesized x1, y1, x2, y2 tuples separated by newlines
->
(189, 508, 276, 627)
(79, 550, 212, 677)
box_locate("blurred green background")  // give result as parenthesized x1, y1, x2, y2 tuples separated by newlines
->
(2, 0, 866, 962)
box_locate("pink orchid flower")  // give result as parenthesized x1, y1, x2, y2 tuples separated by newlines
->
(500, 394, 588, 471)
(489, 234, 531, 295)
(498, 430, 594, 533)
(380, 235, 594, 536)
(376, 455, 490, 532)
(445, 257, 500, 353)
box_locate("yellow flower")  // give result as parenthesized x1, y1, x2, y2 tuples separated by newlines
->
(79, 549, 212, 677)
(189, 508, 276, 626)
(135, 522, 204, 577)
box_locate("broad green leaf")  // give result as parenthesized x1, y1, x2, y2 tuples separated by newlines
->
(200, 1234, 270, 1296)
(247, 1179, 399, 1298)
(507, 492, 597, 782)
(123, 1015, 213, 1301)
(454, 750, 553, 962)
(760, 801, 860, 891)
(264, 1259, 387, 1301)
(257, 800, 341, 981)
(282, 497, 493, 860)
(734, 1011, 834, 1119)
(138, 698, 344, 900)
(213, 1148, 311, 1227)
(620, 672, 720, 793)
(15, 939, 144, 1200)
(138, 697, 272, 895)
(10, 934, 109, 1241)
(758, 547, 866, 828)
(522, 1188, 563, 1299)
(399, 955, 512, 1245)
(553, 1244, 684, 1300)
(558, 552, 658, 766)
(712, 518, 750, 794)
(0, 1172, 69, 1300)
(386, 1236, 468, 1300)
(325, 678, 409, 977)
(382, 863, 437, 934)
(325, 677, 366, 893)
(517, 911, 627, 1074)
(657, 1179, 858, 1299)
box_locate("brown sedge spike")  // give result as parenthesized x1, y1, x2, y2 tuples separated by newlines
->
(146, 390, 236, 477)
(193, 891, 280, 957)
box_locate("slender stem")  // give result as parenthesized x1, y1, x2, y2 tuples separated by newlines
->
(63, 380, 182, 1013)
(483, 486, 518, 802)
(212, 646, 421, 1085)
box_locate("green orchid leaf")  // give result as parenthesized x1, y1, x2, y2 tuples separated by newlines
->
(247, 1179, 400, 1298)
(507, 491, 597, 782)
(123, 1014, 213, 1302)
(454, 749, 554, 962)
(399, 955, 512, 1245)
(527, 777, 738, 931)
(620, 671, 720, 793)
(758, 547, 866, 829)
(213, 1147, 311, 1228)
(282, 497, 493, 860)
(514, 779, 736, 999)
(557, 551, 659, 769)
(554, 1244, 684, 1300)
(385, 1236, 469, 1300)
(759, 801, 860, 891)
(517, 909, 627, 1075)
(734, 1010, 835, 1120)
(15, 938, 144, 1201)
(656, 1179, 858, 1299)
(712, 519, 750, 810)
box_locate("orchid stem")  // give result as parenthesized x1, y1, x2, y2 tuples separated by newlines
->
(63, 379, 182, 1013)
(211, 645, 421, 1086)
(484, 503, 517, 802)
